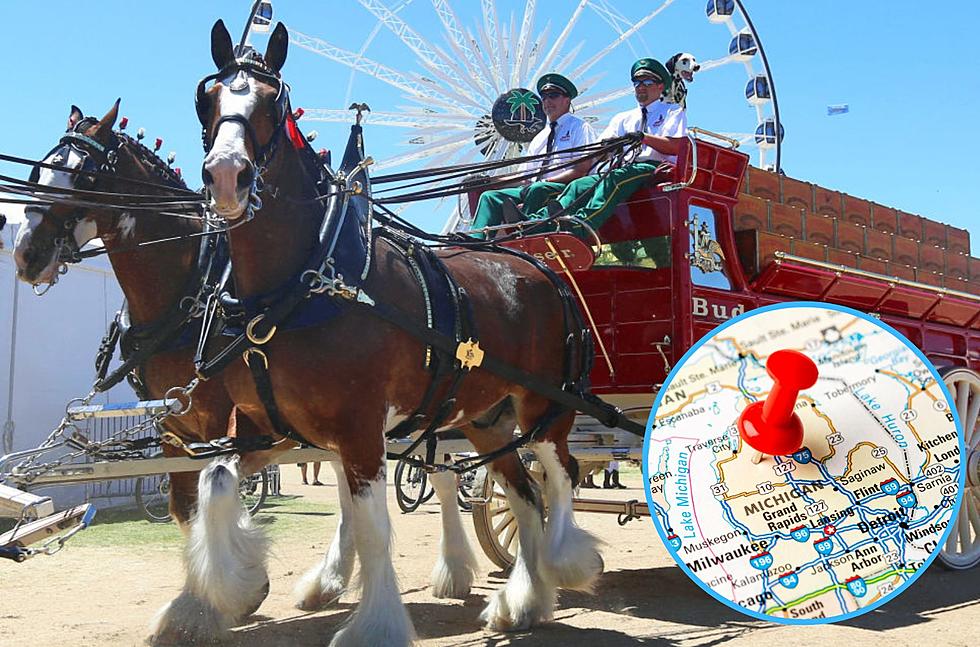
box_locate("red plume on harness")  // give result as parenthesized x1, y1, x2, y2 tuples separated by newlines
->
(285, 112, 306, 150)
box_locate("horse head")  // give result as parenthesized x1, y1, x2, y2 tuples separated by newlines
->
(13, 100, 195, 292)
(13, 102, 120, 286)
(197, 19, 337, 299)
(199, 19, 289, 221)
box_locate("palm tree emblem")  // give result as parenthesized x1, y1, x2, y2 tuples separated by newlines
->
(505, 90, 539, 121)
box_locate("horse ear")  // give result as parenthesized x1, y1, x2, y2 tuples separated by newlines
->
(98, 99, 121, 131)
(211, 19, 235, 69)
(264, 22, 288, 74)
(92, 99, 121, 144)
(68, 105, 83, 129)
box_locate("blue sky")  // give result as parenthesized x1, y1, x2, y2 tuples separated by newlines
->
(1, 1, 977, 252)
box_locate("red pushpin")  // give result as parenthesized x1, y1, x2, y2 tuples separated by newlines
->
(737, 349, 818, 460)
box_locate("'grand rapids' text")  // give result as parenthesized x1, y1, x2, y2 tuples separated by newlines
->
(742, 482, 828, 531)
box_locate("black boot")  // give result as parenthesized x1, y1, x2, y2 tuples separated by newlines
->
(611, 469, 627, 489)
(581, 473, 598, 489)
(603, 469, 613, 489)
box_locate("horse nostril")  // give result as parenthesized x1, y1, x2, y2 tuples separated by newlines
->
(237, 163, 255, 190)
(202, 168, 215, 187)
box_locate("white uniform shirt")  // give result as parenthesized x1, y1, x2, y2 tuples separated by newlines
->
(520, 112, 597, 181)
(599, 100, 687, 163)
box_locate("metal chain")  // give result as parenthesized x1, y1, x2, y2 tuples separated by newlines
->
(3, 377, 201, 485)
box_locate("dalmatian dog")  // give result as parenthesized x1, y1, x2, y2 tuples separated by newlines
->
(663, 52, 700, 110)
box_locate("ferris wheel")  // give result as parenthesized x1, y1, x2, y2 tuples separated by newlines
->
(243, 0, 783, 176)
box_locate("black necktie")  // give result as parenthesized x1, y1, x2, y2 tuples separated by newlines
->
(546, 121, 558, 153)
(538, 121, 559, 180)
(641, 106, 649, 133)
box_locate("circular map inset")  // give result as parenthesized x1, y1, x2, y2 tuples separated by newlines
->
(643, 302, 965, 623)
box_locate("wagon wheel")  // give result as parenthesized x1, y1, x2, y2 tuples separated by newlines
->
(135, 473, 173, 523)
(240, 468, 269, 516)
(471, 458, 543, 570)
(135, 467, 269, 523)
(939, 367, 980, 570)
(456, 466, 482, 512)
(394, 456, 435, 514)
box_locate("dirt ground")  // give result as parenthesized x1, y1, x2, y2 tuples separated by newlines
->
(1, 465, 978, 646)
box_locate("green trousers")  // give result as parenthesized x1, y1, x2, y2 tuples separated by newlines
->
(526, 162, 662, 238)
(469, 181, 565, 239)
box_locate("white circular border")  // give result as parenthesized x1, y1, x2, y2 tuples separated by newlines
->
(641, 300, 967, 624)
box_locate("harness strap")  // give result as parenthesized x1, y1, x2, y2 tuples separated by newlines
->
(93, 235, 216, 393)
(242, 348, 313, 447)
(385, 239, 474, 440)
(358, 296, 643, 435)
(94, 316, 122, 383)
(396, 401, 567, 476)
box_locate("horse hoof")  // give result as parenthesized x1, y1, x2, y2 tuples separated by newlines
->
(148, 591, 229, 646)
(295, 587, 344, 611)
(239, 577, 270, 621)
(293, 569, 347, 611)
(542, 526, 604, 591)
(327, 611, 415, 647)
(480, 588, 550, 632)
(430, 559, 475, 599)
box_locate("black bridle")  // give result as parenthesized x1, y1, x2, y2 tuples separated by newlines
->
(23, 117, 201, 272)
(25, 117, 117, 265)
(195, 57, 290, 172)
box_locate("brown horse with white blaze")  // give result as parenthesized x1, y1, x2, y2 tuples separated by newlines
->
(12, 103, 239, 532)
(10, 105, 362, 641)
(196, 19, 603, 645)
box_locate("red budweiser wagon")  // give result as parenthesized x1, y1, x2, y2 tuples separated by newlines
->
(466, 132, 980, 571)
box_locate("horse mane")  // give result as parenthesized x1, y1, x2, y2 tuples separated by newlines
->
(114, 130, 188, 190)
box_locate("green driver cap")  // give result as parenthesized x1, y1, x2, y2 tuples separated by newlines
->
(630, 58, 672, 93)
(536, 73, 578, 100)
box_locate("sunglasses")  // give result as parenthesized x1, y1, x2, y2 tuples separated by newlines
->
(540, 91, 567, 99)
(632, 78, 663, 87)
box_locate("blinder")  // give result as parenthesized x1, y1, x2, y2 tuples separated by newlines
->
(195, 58, 290, 167)
(28, 116, 117, 265)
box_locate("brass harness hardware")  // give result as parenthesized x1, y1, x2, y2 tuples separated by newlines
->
(246, 314, 277, 345)
(455, 339, 485, 370)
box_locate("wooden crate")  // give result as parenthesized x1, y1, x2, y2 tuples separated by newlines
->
(804, 213, 836, 246)
(790, 239, 826, 262)
(780, 175, 812, 212)
(945, 252, 970, 281)
(919, 245, 945, 275)
(893, 236, 919, 268)
(734, 194, 769, 231)
(734, 230, 791, 277)
(946, 225, 970, 256)
(922, 219, 946, 248)
(770, 202, 804, 239)
(888, 262, 916, 281)
(915, 268, 944, 288)
(827, 248, 858, 268)
(836, 220, 865, 255)
(864, 228, 892, 261)
(857, 256, 888, 275)
(746, 165, 779, 201)
(813, 186, 842, 219)
(842, 195, 872, 227)
(871, 204, 897, 235)
(897, 211, 923, 241)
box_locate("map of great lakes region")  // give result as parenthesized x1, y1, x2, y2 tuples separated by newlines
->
(647, 308, 961, 621)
